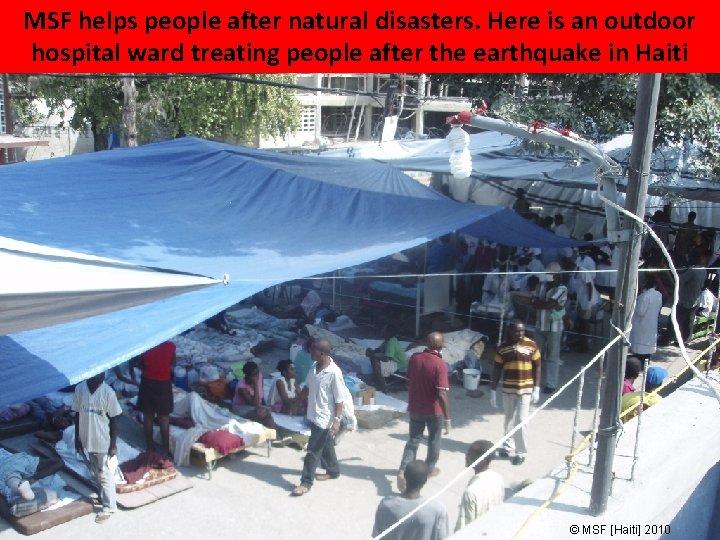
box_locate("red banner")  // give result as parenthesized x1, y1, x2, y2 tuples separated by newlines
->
(1, 0, 716, 73)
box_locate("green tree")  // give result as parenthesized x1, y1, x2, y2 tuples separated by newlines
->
(33, 76, 123, 151)
(12, 75, 300, 151)
(145, 75, 300, 145)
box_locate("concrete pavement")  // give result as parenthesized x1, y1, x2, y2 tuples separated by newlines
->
(0, 336, 711, 540)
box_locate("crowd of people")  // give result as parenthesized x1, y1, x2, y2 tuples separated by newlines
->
(55, 196, 719, 533)
(428, 193, 720, 366)
(290, 330, 507, 538)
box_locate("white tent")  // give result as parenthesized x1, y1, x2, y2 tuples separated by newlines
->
(320, 132, 720, 240)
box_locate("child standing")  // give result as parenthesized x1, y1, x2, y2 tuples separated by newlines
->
(72, 372, 123, 524)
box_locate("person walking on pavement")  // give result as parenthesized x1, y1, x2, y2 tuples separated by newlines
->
(491, 320, 541, 466)
(397, 332, 451, 492)
(292, 338, 345, 496)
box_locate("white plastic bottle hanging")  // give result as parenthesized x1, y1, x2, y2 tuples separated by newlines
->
(446, 124, 472, 179)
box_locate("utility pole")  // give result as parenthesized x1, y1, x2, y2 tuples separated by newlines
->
(1, 74, 14, 163)
(122, 75, 137, 147)
(589, 74, 662, 515)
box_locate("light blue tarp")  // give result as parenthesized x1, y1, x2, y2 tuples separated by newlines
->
(320, 131, 720, 203)
(0, 136, 581, 406)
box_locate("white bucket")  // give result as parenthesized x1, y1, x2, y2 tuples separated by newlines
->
(463, 369, 481, 391)
(199, 365, 220, 382)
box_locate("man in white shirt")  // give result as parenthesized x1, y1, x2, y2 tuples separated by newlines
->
(72, 372, 123, 523)
(455, 440, 504, 531)
(293, 338, 345, 496)
(697, 281, 719, 318)
(574, 250, 600, 353)
(629, 275, 664, 362)
(531, 262, 568, 393)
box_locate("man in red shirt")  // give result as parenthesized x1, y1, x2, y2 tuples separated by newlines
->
(136, 341, 176, 459)
(397, 332, 451, 492)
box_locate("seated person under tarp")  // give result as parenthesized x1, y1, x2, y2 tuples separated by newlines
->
(364, 325, 408, 393)
(267, 360, 307, 416)
(231, 361, 278, 431)
(621, 366, 668, 422)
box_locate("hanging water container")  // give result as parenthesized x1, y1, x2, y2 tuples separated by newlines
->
(173, 366, 188, 390)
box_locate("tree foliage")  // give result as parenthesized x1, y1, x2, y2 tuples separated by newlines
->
(144, 75, 300, 144)
(10, 75, 300, 150)
(431, 74, 720, 178)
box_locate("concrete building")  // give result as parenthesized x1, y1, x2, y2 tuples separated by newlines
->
(261, 74, 471, 149)
(0, 78, 51, 164)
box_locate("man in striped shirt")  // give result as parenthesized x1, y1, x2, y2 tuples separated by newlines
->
(490, 320, 541, 466)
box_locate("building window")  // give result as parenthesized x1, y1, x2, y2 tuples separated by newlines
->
(300, 106, 316, 132)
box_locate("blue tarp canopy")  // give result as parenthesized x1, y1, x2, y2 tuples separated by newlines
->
(0, 136, 581, 406)
(320, 132, 720, 203)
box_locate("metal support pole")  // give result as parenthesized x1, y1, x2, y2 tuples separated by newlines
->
(630, 359, 649, 481)
(332, 270, 337, 310)
(2, 74, 14, 163)
(346, 94, 358, 142)
(590, 74, 661, 515)
(588, 352, 605, 466)
(569, 371, 586, 476)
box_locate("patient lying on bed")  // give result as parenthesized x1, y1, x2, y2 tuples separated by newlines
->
(0, 449, 65, 517)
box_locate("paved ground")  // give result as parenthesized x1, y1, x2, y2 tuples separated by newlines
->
(0, 313, 712, 539)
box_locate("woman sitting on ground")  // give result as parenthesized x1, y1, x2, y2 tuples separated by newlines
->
(269, 360, 306, 416)
(623, 356, 643, 395)
(232, 361, 277, 430)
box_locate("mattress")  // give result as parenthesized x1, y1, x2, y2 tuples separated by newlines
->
(0, 445, 92, 536)
(33, 443, 191, 510)
(0, 489, 92, 536)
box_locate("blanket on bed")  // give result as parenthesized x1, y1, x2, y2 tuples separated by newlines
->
(168, 392, 269, 466)
(120, 452, 174, 485)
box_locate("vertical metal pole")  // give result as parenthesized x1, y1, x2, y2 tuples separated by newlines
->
(588, 352, 605, 466)
(590, 74, 661, 515)
(418, 244, 427, 337)
(416, 274, 422, 338)
(332, 270, 337, 310)
(497, 260, 510, 347)
(346, 94, 358, 142)
(569, 371, 585, 476)
(2, 74, 14, 163)
(630, 359, 649, 481)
